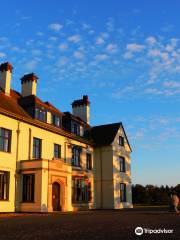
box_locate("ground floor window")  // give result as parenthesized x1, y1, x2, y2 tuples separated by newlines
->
(22, 174, 35, 202)
(0, 171, 9, 200)
(72, 178, 91, 203)
(120, 183, 126, 202)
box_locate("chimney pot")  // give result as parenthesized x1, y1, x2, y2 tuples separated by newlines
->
(72, 95, 90, 124)
(0, 62, 13, 95)
(21, 73, 38, 97)
(21, 73, 38, 84)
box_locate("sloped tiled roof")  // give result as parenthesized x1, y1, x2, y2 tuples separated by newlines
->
(0, 89, 31, 118)
(91, 122, 132, 151)
(45, 101, 64, 115)
(91, 122, 121, 146)
(0, 89, 93, 145)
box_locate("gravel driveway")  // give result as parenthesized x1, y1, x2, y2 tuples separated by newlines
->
(0, 207, 179, 240)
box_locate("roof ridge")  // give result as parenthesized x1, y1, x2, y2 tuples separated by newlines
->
(92, 122, 121, 128)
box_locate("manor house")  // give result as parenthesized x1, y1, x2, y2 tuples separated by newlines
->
(0, 62, 132, 212)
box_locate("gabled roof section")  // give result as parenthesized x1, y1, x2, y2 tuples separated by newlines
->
(91, 122, 121, 146)
(91, 122, 132, 151)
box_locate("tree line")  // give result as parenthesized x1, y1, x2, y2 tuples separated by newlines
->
(132, 184, 180, 205)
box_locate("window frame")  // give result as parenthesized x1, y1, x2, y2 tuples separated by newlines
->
(22, 174, 35, 203)
(72, 178, 91, 203)
(35, 107, 47, 122)
(86, 153, 92, 170)
(33, 137, 42, 159)
(0, 128, 12, 153)
(120, 183, 126, 202)
(119, 136, 124, 147)
(52, 114, 61, 127)
(72, 146, 81, 167)
(71, 122, 80, 136)
(119, 156, 126, 172)
(54, 143, 61, 159)
(0, 171, 10, 201)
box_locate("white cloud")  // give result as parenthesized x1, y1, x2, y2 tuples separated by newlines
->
(145, 36, 157, 45)
(57, 57, 69, 66)
(127, 43, 145, 52)
(48, 23, 63, 32)
(161, 52, 169, 61)
(82, 23, 91, 30)
(11, 47, 20, 51)
(112, 86, 135, 98)
(163, 81, 180, 88)
(147, 49, 161, 57)
(0, 52, 6, 58)
(32, 49, 42, 56)
(106, 43, 118, 53)
(94, 54, 108, 61)
(58, 43, 68, 51)
(123, 51, 133, 59)
(68, 35, 81, 43)
(25, 59, 40, 70)
(36, 32, 44, 36)
(145, 88, 162, 95)
(49, 37, 57, 41)
(165, 38, 178, 52)
(106, 18, 114, 32)
(161, 24, 174, 32)
(73, 51, 84, 59)
(88, 30, 95, 35)
(95, 37, 105, 45)
(100, 32, 109, 39)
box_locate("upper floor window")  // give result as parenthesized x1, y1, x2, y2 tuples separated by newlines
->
(72, 146, 81, 167)
(52, 115, 61, 127)
(33, 137, 42, 159)
(119, 156, 126, 172)
(119, 136, 124, 146)
(22, 174, 35, 202)
(86, 153, 92, 170)
(120, 183, 126, 202)
(71, 122, 80, 135)
(35, 107, 47, 122)
(0, 171, 10, 200)
(54, 144, 61, 159)
(0, 128, 11, 152)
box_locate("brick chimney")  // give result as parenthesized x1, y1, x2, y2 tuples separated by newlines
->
(21, 73, 38, 97)
(72, 95, 90, 124)
(0, 62, 13, 96)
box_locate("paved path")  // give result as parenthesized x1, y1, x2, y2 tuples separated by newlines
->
(0, 208, 179, 240)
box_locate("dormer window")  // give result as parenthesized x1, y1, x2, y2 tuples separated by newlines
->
(52, 114, 61, 127)
(119, 136, 124, 146)
(35, 107, 47, 122)
(71, 122, 80, 135)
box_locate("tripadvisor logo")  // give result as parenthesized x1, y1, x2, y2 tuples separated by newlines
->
(135, 227, 174, 235)
(135, 227, 143, 236)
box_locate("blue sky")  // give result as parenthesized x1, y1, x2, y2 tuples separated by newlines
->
(0, 0, 180, 186)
